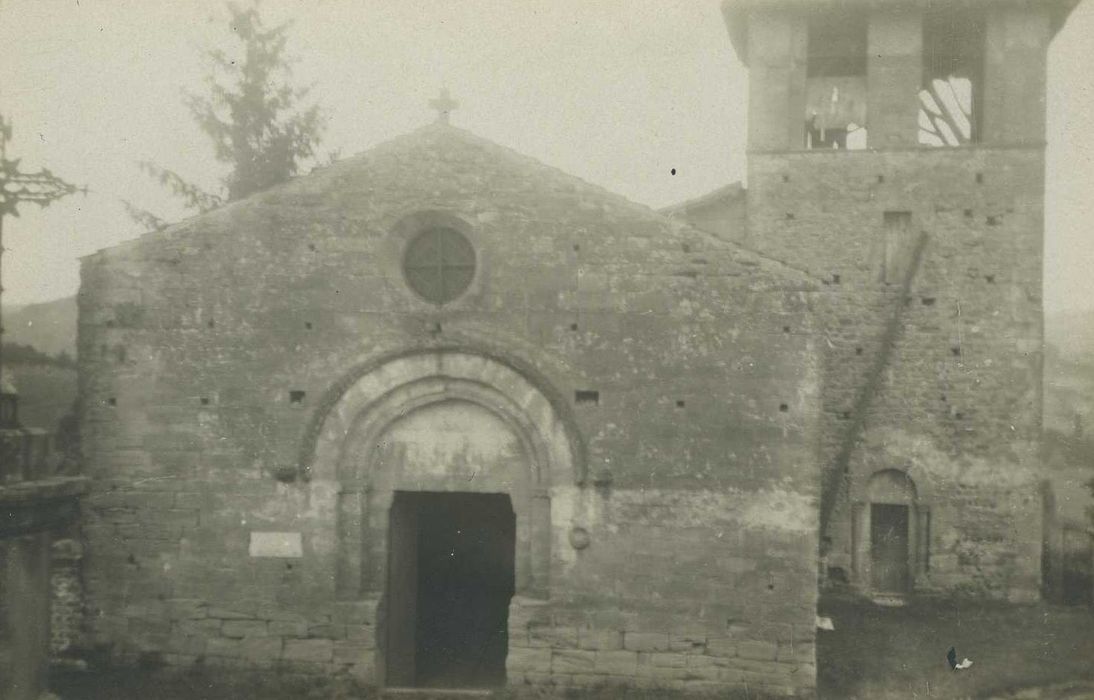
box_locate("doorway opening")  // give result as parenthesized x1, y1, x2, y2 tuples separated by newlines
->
(1061, 525, 1094, 606)
(385, 491, 516, 689)
(870, 503, 910, 594)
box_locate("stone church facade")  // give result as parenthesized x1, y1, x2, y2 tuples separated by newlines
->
(74, 0, 1076, 696)
(78, 125, 822, 693)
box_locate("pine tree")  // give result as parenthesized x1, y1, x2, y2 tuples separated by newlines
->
(126, 2, 326, 228)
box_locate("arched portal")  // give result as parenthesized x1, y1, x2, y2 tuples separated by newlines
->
(304, 350, 577, 688)
(853, 469, 928, 595)
(866, 469, 917, 504)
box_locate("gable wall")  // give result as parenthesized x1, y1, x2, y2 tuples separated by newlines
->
(77, 130, 823, 694)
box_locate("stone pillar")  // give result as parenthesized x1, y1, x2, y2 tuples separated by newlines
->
(0, 428, 88, 700)
(50, 538, 84, 657)
(0, 532, 52, 700)
(982, 7, 1050, 144)
(867, 8, 923, 147)
(335, 486, 365, 600)
(530, 493, 551, 597)
(747, 10, 808, 152)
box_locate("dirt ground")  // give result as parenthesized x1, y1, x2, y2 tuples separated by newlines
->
(817, 594, 1094, 699)
(49, 665, 371, 700)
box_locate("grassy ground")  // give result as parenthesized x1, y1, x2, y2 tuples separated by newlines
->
(817, 594, 1094, 699)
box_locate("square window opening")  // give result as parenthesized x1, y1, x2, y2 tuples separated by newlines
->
(881, 212, 914, 285)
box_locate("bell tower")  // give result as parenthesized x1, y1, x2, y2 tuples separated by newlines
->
(721, 0, 1079, 600)
(722, 0, 1077, 277)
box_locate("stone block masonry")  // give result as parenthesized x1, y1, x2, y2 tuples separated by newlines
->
(106, 597, 379, 681)
(77, 122, 823, 696)
(747, 147, 1045, 599)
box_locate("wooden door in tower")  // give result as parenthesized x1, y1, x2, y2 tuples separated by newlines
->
(870, 503, 910, 593)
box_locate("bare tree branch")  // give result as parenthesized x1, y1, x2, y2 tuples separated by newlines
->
(137, 162, 225, 213)
(121, 199, 170, 232)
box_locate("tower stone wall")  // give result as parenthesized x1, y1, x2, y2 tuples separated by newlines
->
(721, 0, 1073, 599)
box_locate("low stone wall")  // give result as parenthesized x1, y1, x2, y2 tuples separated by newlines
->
(0, 532, 52, 700)
(0, 475, 88, 700)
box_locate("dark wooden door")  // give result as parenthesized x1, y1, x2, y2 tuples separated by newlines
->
(414, 492, 514, 688)
(1062, 526, 1093, 606)
(870, 503, 910, 593)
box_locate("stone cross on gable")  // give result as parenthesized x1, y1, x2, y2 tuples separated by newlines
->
(429, 88, 459, 124)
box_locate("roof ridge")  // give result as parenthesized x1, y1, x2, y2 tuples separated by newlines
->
(659, 181, 745, 215)
(423, 126, 819, 283)
(85, 121, 820, 285)
(424, 123, 674, 217)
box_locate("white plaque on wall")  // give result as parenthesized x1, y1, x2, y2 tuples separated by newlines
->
(249, 531, 303, 558)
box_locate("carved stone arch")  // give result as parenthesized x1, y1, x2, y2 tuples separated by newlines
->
(300, 346, 586, 485)
(852, 468, 930, 594)
(305, 350, 575, 602)
(865, 468, 918, 504)
(334, 376, 551, 490)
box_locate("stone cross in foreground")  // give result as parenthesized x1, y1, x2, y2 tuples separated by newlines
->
(0, 115, 84, 427)
(429, 88, 459, 125)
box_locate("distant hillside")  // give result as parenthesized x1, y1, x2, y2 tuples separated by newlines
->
(1047, 309, 1094, 363)
(1045, 309, 1094, 437)
(2, 296, 77, 358)
(6, 363, 77, 433)
(1, 297, 79, 432)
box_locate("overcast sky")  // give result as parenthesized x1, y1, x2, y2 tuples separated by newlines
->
(1, 0, 1091, 312)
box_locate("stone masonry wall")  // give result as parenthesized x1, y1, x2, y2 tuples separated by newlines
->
(77, 125, 823, 695)
(506, 489, 818, 695)
(746, 146, 1044, 598)
(728, 0, 1054, 599)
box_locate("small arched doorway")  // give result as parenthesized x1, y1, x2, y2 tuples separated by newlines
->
(853, 469, 927, 594)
